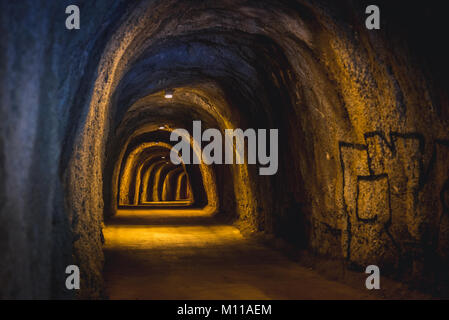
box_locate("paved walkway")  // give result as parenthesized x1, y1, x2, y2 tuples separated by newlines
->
(103, 209, 374, 299)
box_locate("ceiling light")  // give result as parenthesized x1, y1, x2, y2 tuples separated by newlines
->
(164, 89, 173, 99)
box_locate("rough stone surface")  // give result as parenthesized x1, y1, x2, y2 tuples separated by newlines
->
(0, 0, 448, 298)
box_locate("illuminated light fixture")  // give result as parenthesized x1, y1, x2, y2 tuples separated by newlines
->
(159, 126, 165, 129)
(164, 89, 173, 99)
(161, 156, 166, 159)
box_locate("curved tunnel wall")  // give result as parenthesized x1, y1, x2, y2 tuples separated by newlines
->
(1, 0, 449, 298)
(141, 160, 167, 203)
(138, 159, 192, 204)
(73, 1, 449, 296)
(161, 167, 187, 201)
(115, 129, 216, 209)
(117, 141, 193, 206)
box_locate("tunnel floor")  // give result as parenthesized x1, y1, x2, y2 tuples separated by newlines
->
(103, 210, 374, 300)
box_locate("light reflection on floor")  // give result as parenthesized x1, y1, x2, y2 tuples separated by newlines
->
(103, 209, 374, 300)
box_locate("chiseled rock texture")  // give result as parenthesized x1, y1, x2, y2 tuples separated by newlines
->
(0, 0, 448, 298)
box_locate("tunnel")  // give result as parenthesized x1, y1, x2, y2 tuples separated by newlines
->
(1, 1, 449, 300)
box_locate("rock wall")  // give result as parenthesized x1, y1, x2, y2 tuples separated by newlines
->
(0, 0, 448, 298)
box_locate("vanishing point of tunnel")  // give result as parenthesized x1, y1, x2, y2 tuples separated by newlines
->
(1, 1, 449, 300)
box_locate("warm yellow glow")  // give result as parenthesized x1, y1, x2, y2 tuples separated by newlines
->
(119, 142, 174, 205)
(161, 167, 184, 201)
(105, 209, 241, 245)
(175, 172, 193, 201)
(134, 156, 169, 205)
(140, 160, 167, 203)
(116, 126, 218, 214)
(115, 84, 256, 224)
(104, 210, 373, 300)
(138, 200, 193, 206)
(104, 224, 243, 249)
(151, 163, 168, 202)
